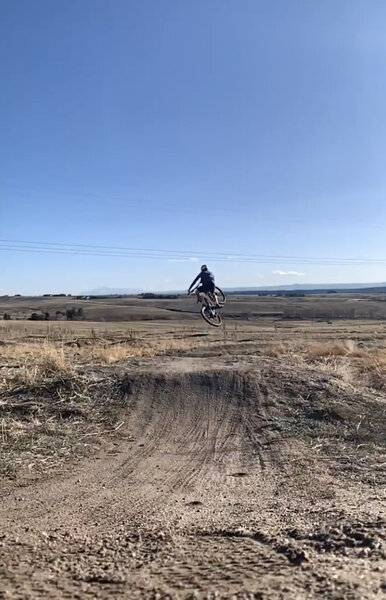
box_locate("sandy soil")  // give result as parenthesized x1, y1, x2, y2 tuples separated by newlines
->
(0, 355, 385, 599)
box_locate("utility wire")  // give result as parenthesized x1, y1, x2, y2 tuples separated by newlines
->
(0, 238, 385, 263)
(0, 240, 385, 266)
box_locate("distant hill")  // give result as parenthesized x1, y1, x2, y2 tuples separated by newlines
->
(223, 282, 386, 293)
(82, 282, 386, 296)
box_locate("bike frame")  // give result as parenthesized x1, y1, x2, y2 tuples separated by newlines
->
(190, 287, 216, 308)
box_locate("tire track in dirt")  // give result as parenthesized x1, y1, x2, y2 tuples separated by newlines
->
(107, 371, 284, 518)
(140, 533, 293, 597)
(100, 376, 242, 519)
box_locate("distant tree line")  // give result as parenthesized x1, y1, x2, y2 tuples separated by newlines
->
(2, 307, 86, 321)
(65, 307, 84, 320)
(42, 293, 70, 297)
(27, 307, 85, 321)
(140, 293, 178, 299)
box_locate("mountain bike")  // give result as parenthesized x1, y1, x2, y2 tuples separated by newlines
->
(189, 286, 226, 327)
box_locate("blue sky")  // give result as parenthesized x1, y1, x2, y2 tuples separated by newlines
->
(1, 0, 386, 294)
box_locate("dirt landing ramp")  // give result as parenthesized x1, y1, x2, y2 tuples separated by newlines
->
(0, 368, 385, 598)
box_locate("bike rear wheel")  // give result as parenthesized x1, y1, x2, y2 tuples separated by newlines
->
(201, 304, 222, 327)
(215, 286, 226, 304)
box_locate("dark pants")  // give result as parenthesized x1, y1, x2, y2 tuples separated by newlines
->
(198, 282, 215, 294)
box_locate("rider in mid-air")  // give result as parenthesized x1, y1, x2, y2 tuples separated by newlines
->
(188, 265, 220, 307)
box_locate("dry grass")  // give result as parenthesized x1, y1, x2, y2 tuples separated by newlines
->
(308, 340, 364, 357)
(259, 339, 386, 389)
(265, 342, 288, 357)
(304, 342, 386, 389)
(0, 343, 70, 390)
(90, 343, 156, 364)
(87, 338, 203, 364)
(316, 357, 354, 384)
(0, 370, 127, 478)
(262, 340, 364, 359)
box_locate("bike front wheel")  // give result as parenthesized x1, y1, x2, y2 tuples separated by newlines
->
(201, 304, 222, 327)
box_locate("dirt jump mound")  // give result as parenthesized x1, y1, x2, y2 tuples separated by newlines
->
(0, 364, 385, 598)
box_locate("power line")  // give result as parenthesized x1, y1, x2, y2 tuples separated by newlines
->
(1, 238, 385, 263)
(0, 239, 385, 266)
(0, 240, 383, 263)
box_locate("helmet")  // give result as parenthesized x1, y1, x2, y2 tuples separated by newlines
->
(201, 264, 208, 271)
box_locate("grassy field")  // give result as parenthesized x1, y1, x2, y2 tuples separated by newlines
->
(2, 291, 386, 322)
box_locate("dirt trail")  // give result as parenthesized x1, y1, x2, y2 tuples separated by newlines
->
(1, 363, 385, 599)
